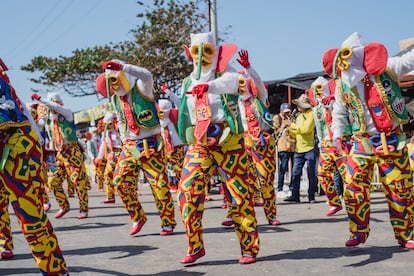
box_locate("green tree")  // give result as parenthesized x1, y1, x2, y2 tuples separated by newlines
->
(21, 0, 214, 99)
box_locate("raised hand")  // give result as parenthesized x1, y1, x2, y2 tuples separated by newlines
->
(191, 84, 209, 98)
(31, 93, 41, 101)
(237, 49, 250, 69)
(160, 83, 170, 93)
(322, 95, 335, 105)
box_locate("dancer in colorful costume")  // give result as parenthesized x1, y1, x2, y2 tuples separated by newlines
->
(90, 126, 106, 192)
(307, 76, 350, 216)
(0, 59, 69, 274)
(158, 86, 186, 192)
(177, 32, 259, 264)
(31, 91, 89, 219)
(28, 102, 52, 212)
(95, 60, 176, 236)
(324, 32, 414, 248)
(227, 49, 280, 226)
(95, 112, 122, 203)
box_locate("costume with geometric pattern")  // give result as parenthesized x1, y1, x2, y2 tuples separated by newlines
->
(96, 60, 176, 235)
(177, 32, 260, 264)
(0, 60, 68, 274)
(327, 32, 414, 248)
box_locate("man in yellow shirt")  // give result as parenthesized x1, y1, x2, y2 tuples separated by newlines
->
(284, 94, 318, 203)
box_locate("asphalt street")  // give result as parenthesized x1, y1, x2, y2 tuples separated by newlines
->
(1, 183, 414, 276)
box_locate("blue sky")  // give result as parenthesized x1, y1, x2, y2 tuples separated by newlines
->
(2, 0, 414, 112)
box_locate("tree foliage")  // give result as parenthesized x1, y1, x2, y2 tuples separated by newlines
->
(21, 0, 213, 99)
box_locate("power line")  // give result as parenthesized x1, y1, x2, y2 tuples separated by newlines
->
(4, 1, 62, 59)
(33, 0, 101, 55)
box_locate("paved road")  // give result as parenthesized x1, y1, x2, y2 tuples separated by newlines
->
(1, 184, 414, 276)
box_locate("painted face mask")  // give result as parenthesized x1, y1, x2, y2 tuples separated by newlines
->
(311, 76, 331, 104)
(335, 32, 367, 88)
(105, 69, 133, 96)
(189, 32, 219, 82)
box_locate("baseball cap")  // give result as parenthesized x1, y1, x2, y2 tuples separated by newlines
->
(280, 103, 292, 113)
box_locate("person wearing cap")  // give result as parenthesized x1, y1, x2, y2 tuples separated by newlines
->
(273, 102, 296, 198)
(0, 59, 68, 274)
(323, 32, 414, 249)
(94, 112, 122, 203)
(176, 32, 259, 265)
(284, 93, 318, 203)
(96, 59, 177, 237)
(32, 91, 90, 219)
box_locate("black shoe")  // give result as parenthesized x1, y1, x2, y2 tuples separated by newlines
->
(284, 196, 300, 203)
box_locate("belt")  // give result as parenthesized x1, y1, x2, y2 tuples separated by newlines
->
(204, 122, 231, 146)
(125, 133, 162, 158)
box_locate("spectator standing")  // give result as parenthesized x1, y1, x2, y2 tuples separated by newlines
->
(284, 94, 318, 203)
(273, 103, 296, 198)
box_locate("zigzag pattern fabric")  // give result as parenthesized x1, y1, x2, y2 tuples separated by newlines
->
(177, 134, 260, 257)
(0, 126, 67, 274)
(317, 149, 346, 208)
(345, 139, 414, 242)
(248, 136, 277, 221)
(114, 141, 176, 229)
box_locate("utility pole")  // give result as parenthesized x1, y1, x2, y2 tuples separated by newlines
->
(209, 0, 218, 42)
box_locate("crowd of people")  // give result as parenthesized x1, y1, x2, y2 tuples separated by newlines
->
(2, 31, 414, 275)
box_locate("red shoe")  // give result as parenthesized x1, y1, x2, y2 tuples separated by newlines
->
(180, 248, 205, 264)
(77, 212, 88, 219)
(268, 219, 281, 225)
(205, 196, 213, 201)
(345, 233, 367, 247)
(54, 209, 70, 219)
(1, 250, 14, 259)
(326, 206, 342, 216)
(103, 198, 115, 204)
(345, 238, 362, 247)
(98, 189, 105, 192)
(239, 255, 256, 264)
(160, 229, 174, 236)
(398, 239, 414, 249)
(221, 219, 234, 227)
(254, 202, 264, 207)
(220, 204, 228, 209)
(43, 202, 51, 212)
(130, 220, 146, 235)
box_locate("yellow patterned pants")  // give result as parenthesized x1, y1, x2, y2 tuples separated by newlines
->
(113, 139, 176, 229)
(49, 142, 89, 213)
(345, 138, 414, 243)
(0, 126, 68, 275)
(104, 150, 121, 199)
(317, 141, 348, 208)
(96, 158, 107, 191)
(247, 135, 277, 221)
(178, 133, 260, 257)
